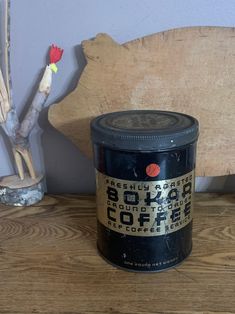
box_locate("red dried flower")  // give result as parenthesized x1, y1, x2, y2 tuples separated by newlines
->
(49, 44, 64, 64)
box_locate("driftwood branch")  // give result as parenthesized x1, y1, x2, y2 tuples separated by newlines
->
(4, 0, 11, 100)
(18, 66, 52, 138)
(0, 69, 10, 123)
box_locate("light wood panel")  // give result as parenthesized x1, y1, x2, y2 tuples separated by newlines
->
(49, 27, 235, 177)
(0, 193, 234, 313)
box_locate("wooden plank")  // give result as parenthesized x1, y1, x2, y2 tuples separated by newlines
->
(49, 27, 235, 177)
(0, 193, 234, 313)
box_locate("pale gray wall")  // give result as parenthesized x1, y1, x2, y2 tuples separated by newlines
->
(0, 0, 235, 193)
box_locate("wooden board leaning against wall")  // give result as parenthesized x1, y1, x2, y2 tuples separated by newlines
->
(49, 27, 235, 177)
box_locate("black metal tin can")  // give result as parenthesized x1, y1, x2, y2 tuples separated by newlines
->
(91, 110, 199, 272)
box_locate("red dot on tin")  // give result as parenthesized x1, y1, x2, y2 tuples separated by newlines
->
(146, 163, 160, 177)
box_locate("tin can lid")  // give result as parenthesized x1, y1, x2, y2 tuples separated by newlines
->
(90, 110, 199, 151)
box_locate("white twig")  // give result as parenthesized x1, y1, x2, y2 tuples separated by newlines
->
(4, 0, 11, 101)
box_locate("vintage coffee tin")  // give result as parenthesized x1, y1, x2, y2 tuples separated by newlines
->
(91, 110, 199, 272)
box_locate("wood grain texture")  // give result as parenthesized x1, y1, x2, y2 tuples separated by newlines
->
(0, 193, 234, 313)
(49, 27, 235, 177)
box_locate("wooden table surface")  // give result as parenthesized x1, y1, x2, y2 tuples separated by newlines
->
(0, 193, 234, 314)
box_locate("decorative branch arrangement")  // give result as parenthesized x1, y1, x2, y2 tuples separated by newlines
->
(0, 45, 63, 179)
(0, 45, 63, 205)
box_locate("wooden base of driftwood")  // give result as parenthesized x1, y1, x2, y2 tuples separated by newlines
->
(0, 174, 44, 206)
